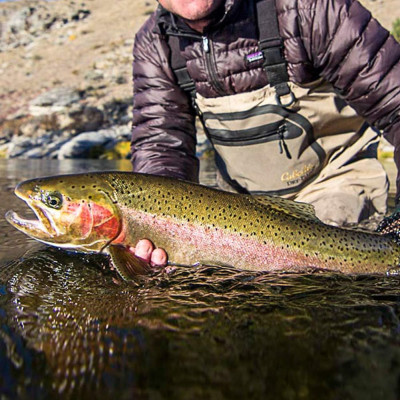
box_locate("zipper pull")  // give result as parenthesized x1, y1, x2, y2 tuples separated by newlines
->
(202, 36, 210, 53)
(278, 125, 292, 159)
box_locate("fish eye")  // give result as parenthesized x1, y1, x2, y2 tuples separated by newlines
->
(42, 192, 63, 209)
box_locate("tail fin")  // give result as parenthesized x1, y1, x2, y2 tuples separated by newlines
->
(376, 211, 400, 244)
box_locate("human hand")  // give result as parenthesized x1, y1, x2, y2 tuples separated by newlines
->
(129, 239, 168, 268)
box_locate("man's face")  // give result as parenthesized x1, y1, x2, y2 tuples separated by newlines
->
(159, 0, 225, 24)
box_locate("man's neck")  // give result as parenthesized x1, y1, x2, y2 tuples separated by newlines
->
(184, 18, 213, 32)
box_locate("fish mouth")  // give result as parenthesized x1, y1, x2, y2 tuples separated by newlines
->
(5, 188, 58, 240)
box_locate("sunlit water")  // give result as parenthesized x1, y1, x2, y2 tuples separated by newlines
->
(1, 158, 400, 399)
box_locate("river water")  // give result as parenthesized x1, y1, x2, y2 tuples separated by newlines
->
(1, 158, 400, 399)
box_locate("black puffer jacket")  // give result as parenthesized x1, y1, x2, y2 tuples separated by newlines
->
(131, 0, 400, 195)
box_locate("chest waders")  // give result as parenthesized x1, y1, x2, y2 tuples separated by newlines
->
(167, 0, 388, 224)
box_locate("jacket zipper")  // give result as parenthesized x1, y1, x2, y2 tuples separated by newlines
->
(166, 31, 226, 96)
(202, 36, 225, 96)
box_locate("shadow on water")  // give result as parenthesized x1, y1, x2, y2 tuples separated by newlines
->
(1, 159, 400, 399)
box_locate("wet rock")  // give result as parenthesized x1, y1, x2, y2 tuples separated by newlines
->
(1, 86, 133, 160)
(6, 131, 67, 159)
(7, 135, 35, 157)
(57, 125, 131, 159)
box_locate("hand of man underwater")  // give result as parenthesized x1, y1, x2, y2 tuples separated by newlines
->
(130, 239, 168, 268)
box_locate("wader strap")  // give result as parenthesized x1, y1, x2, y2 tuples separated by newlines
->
(168, 35, 196, 97)
(255, 0, 295, 106)
(167, 0, 294, 105)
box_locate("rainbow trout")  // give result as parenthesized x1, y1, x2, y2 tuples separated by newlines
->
(5, 172, 400, 280)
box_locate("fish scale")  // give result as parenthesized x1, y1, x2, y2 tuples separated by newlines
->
(5, 172, 400, 279)
(106, 173, 399, 274)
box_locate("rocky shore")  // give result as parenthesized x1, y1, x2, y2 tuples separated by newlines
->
(0, 0, 398, 160)
(0, 0, 153, 160)
(1, 86, 133, 158)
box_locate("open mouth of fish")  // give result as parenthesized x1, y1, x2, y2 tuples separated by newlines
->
(5, 190, 58, 240)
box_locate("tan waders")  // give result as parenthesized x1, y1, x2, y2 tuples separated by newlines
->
(196, 80, 388, 225)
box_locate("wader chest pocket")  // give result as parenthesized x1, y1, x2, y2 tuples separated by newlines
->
(202, 104, 326, 195)
(209, 119, 301, 159)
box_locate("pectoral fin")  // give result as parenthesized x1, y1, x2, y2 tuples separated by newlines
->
(108, 245, 152, 281)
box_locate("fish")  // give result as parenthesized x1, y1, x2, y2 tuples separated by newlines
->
(5, 171, 400, 280)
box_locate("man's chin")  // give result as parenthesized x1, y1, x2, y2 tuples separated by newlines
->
(183, 17, 213, 32)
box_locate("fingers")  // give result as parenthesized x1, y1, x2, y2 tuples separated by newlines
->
(133, 239, 154, 262)
(129, 239, 168, 268)
(150, 247, 168, 267)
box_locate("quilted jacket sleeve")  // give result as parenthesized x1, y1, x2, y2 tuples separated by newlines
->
(131, 16, 199, 182)
(298, 0, 400, 200)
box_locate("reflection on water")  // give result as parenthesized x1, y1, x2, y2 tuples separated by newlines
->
(1, 159, 400, 399)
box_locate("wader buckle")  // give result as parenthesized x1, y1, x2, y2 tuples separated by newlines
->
(274, 83, 296, 107)
(275, 90, 296, 107)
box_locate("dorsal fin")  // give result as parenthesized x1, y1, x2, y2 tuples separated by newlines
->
(249, 195, 320, 222)
(376, 211, 400, 244)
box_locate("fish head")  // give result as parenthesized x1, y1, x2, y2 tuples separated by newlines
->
(5, 174, 122, 252)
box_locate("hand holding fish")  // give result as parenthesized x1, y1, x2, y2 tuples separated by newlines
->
(132, 239, 167, 268)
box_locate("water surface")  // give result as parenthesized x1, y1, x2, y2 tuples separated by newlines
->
(1, 159, 400, 399)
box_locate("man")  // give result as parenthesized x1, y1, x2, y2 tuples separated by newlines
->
(130, 0, 400, 267)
